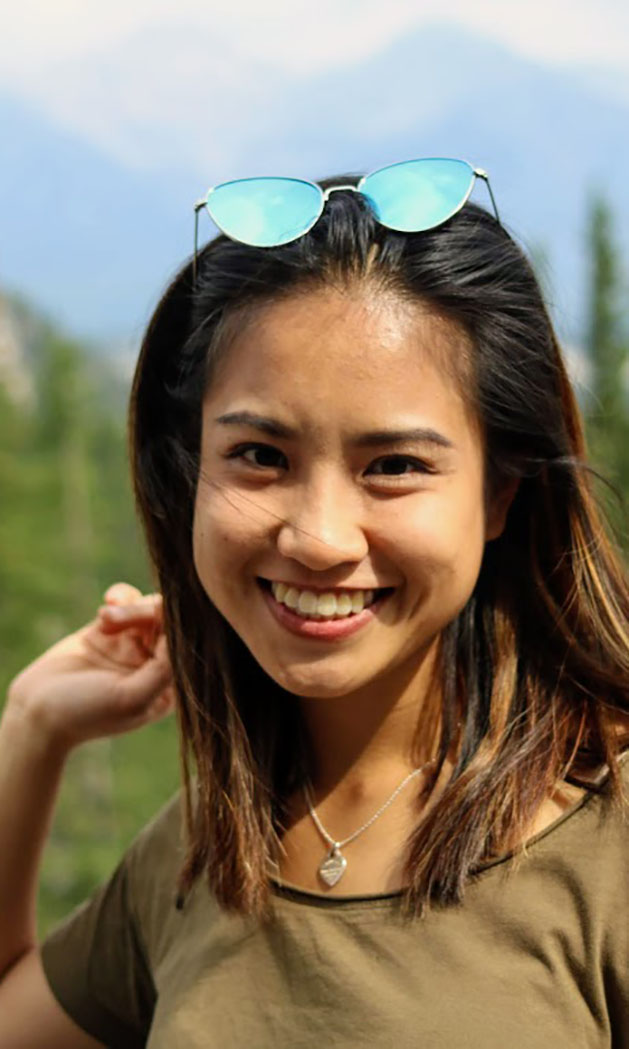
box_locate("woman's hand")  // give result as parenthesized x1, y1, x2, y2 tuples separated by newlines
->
(6, 583, 175, 753)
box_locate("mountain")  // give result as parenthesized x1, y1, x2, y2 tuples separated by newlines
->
(264, 24, 629, 341)
(0, 93, 194, 342)
(1, 22, 628, 345)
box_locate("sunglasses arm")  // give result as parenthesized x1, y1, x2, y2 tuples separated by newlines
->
(474, 169, 501, 224)
(193, 200, 207, 283)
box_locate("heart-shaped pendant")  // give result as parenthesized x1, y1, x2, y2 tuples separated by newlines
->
(318, 846, 347, 887)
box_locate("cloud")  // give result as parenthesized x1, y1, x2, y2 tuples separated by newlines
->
(2, 0, 628, 178)
(3, 0, 629, 79)
(2, 9, 627, 342)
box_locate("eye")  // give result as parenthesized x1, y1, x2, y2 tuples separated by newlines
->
(226, 442, 288, 470)
(367, 455, 433, 477)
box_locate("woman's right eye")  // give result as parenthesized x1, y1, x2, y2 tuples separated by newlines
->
(226, 443, 288, 470)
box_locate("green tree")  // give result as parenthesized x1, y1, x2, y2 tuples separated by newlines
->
(0, 297, 179, 935)
(584, 195, 629, 546)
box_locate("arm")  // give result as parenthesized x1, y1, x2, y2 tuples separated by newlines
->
(0, 947, 105, 1049)
(0, 703, 104, 1047)
(0, 584, 172, 1047)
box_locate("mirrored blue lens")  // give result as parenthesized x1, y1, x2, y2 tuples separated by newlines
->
(206, 177, 323, 247)
(360, 158, 475, 232)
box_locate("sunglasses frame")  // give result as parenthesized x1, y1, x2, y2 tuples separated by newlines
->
(192, 158, 500, 280)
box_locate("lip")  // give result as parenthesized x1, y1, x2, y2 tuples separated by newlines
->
(258, 579, 393, 641)
(262, 579, 387, 595)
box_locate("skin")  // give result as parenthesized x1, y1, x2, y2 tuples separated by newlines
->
(191, 281, 523, 893)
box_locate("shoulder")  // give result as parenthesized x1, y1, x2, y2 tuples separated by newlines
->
(37, 796, 186, 1039)
(122, 791, 187, 959)
(125, 790, 185, 882)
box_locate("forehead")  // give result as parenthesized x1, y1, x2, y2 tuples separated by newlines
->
(205, 284, 475, 430)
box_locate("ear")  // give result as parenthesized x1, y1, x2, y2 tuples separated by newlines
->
(485, 477, 520, 541)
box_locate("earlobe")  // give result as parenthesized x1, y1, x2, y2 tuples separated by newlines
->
(485, 477, 520, 541)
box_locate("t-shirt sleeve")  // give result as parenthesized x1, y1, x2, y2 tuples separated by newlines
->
(40, 792, 183, 1048)
(40, 855, 155, 1048)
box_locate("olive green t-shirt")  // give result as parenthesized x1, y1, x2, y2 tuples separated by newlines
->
(41, 754, 629, 1048)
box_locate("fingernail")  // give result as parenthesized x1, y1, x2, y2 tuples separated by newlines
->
(102, 606, 127, 620)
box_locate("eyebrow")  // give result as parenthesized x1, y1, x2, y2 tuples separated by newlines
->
(214, 411, 455, 450)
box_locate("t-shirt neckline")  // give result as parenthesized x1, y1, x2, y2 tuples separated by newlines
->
(269, 751, 628, 907)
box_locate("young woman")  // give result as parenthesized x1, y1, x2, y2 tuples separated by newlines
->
(1, 159, 628, 1048)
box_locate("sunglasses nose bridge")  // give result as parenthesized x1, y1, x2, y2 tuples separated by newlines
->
(322, 184, 360, 203)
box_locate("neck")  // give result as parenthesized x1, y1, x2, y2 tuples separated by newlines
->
(297, 636, 447, 802)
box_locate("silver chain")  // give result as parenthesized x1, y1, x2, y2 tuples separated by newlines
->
(304, 759, 436, 851)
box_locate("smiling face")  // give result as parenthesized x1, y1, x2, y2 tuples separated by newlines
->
(192, 282, 513, 701)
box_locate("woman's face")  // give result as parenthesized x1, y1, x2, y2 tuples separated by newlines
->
(193, 283, 513, 700)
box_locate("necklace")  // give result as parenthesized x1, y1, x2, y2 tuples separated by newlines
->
(304, 760, 436, 887)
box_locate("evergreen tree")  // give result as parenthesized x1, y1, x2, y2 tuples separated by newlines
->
(0, 298, 178, 935)
(584, 195, 629, 546)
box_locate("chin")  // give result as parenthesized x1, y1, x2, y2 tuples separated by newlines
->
(260, 656, 369, 700)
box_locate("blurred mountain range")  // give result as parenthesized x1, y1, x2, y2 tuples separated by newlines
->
(1, 22, 628, 348)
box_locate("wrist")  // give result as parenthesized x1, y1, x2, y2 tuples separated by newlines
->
(2, 691, 74, 764)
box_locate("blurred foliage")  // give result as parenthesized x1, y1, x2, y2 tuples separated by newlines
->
(0, 300, 179, 936)
(0, 195, 628, 937)
(582, 196, 629, 549)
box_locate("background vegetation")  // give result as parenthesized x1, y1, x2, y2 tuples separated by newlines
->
(0, 306, 179, 935)
(0, 198, 627, 936)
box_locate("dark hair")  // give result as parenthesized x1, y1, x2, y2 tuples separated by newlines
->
(129, 179, 629, 918)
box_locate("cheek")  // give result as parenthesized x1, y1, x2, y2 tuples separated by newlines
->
(385, 487, 486, 592)
(192, 485, 268, 593)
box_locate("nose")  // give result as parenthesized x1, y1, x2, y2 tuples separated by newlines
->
(276, 475, 369, 571)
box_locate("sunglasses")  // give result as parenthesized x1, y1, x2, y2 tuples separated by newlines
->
(193, 157, 500, 278)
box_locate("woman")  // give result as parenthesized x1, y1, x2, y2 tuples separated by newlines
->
(1, 159, 628, 1047)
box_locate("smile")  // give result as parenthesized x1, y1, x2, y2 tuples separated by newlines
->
(257, 579, 395, 641)
(269, 581, 378, 619)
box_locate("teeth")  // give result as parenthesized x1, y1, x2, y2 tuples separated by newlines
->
(284, 587, 299, 609)
(270, 582, 380, 619)
(298, 591, 318, 615)
(317, 593, 338, 616)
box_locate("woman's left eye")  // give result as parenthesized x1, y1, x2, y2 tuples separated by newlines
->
(367, 456, 432, 476)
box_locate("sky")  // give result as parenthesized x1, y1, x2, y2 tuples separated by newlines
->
(2, 0, 628, 179)
(2, 1, 629, 108)
(1, 0, 627, 350)
(3, 0, 629, 76)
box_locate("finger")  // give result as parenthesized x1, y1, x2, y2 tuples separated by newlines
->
(117, 640, 173, 717)
(148, 685, 177, 720)
(106, 594, 162, 618)
(161, 683, 177, 707)
(103, 582, 145, 604)
(98, 597, 163, 627)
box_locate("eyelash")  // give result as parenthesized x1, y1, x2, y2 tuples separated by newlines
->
(224, 442, 435, 480)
